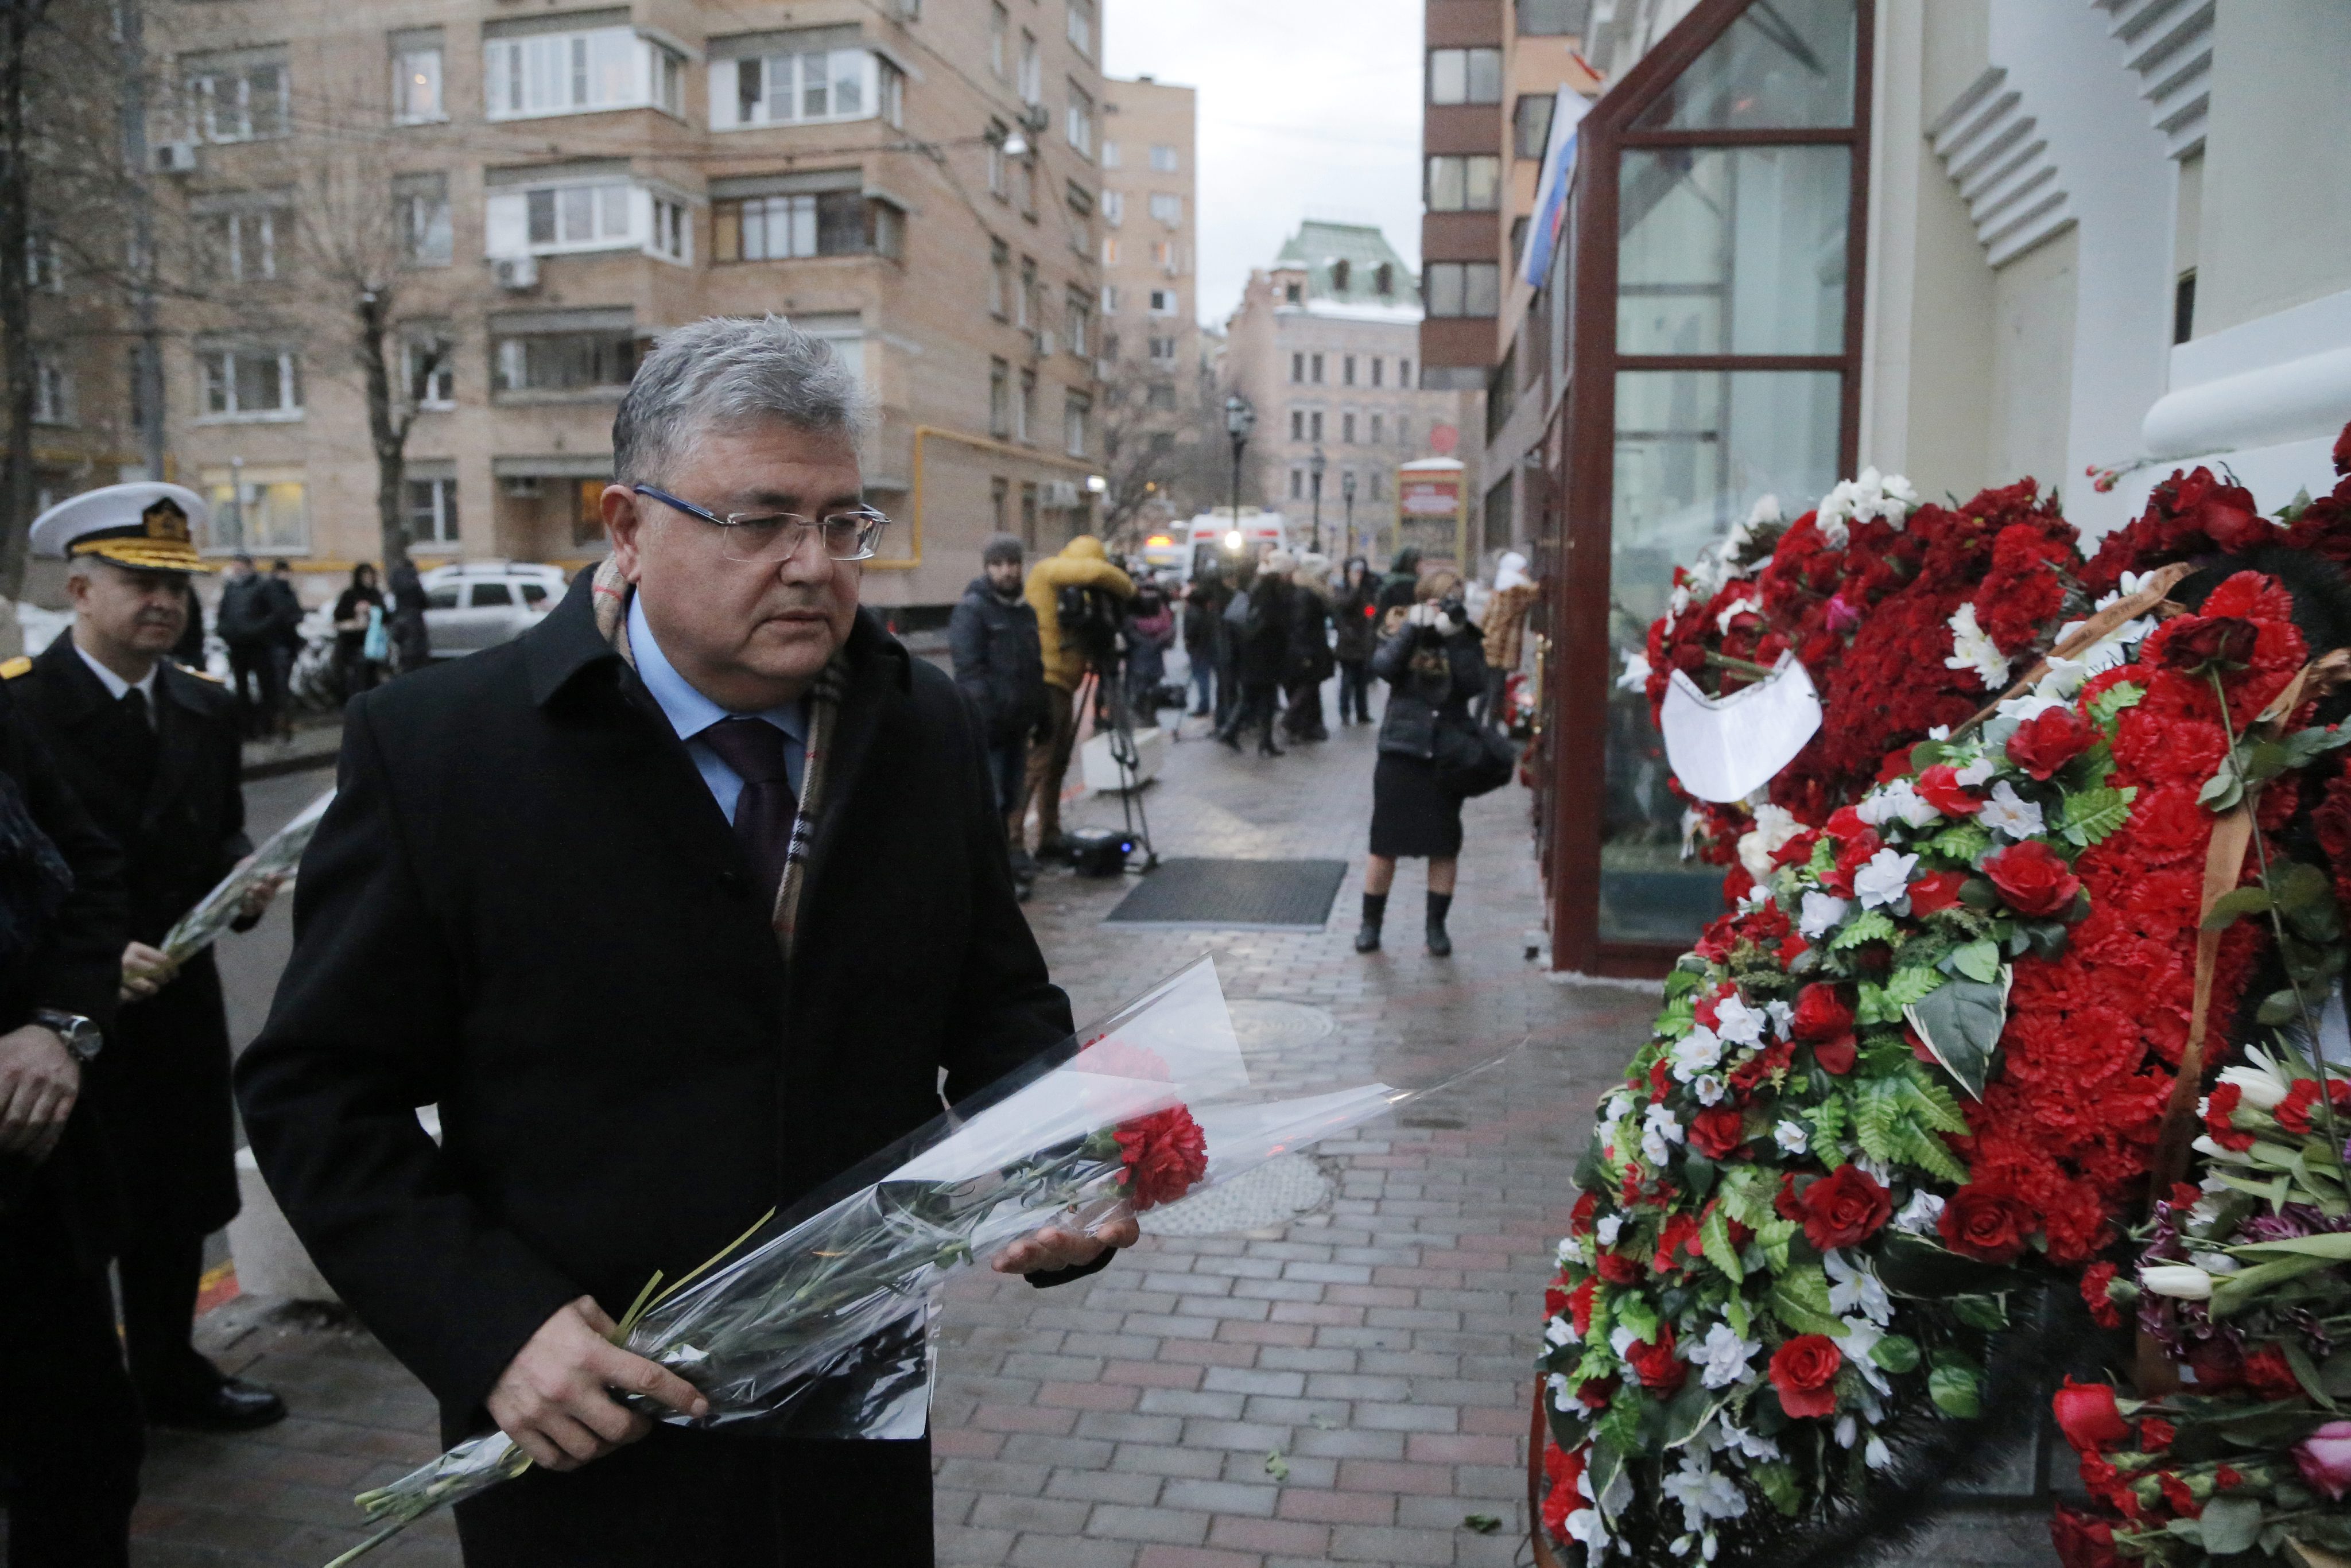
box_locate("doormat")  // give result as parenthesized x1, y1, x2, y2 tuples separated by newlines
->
(1103, 857, 1349, 929)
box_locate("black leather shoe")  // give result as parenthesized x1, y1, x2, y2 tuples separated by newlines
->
(1354, 922, 1382, 953)
(146, 1377, 287, 1431)
(1426, 921, 1453, 957)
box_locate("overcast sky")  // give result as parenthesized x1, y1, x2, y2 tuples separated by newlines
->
(1104, 1, 1426, 331)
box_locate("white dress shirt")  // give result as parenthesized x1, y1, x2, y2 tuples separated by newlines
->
(627, 593, 806, 824)
(72, 636, 160, 728)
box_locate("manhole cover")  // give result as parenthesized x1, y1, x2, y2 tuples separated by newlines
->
(1103, 858, 1348, 927)
(1142, 1152, 1336, 1236)
(1228, 999, 1337, 1050)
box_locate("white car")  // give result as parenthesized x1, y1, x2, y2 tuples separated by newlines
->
(420, 561, 567, 657)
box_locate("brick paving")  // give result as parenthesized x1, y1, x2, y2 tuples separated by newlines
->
(71, 673, 2055, 1566)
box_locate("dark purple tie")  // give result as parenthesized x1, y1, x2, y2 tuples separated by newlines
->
(700, 716, 798, 902)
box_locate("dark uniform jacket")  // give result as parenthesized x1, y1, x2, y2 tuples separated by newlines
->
(12, 633, 249, 1239)
(235, 576, 1078, 1564)
(946, 576, 1046, 745)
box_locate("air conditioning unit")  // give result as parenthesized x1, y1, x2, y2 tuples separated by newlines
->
(1043, 480, 1081, 509)
(1018, 103, 1050, 134)
(493, 255, 540, 292)
(500, 476, 542, 499)
(149, 141, 199, 174)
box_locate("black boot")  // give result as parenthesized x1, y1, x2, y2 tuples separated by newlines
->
(1425, 892, 1453, 957)
(1354, 892, 1386, 953)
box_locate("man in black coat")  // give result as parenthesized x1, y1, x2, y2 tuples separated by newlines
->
(948, 533, 1046, 888)
(236, 318, 1132, 1567)
(16, 483, 288, 1432)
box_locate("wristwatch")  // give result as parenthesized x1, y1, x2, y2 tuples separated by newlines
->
(33, 1009, 102, 1065)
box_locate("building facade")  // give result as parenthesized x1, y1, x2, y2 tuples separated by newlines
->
(111, 0, 1111, 614)
(1097, 75, 1196, 415)
(1224, 221, 1479, 565)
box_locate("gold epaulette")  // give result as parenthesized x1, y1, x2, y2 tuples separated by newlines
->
(0, 657, 30, 680)
(174, 661, 226, 684)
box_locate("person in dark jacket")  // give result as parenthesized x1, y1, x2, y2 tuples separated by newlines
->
(1281, 554, 1335, 742)
(1123, 580, 1174, 729)
(264, 560, 305, 739)
(1217, 550, 1294, 757)
(332, 562, 386, 702)
(1374, 544, 1422, 620)
(18, 483, 290, 1433)
(235, 318, 1130, 1568)
(387, 557, 432, 674)
(216, 554, 279, 738)
(1182, 558, 1228, 720)
(1357, 568, 1485, 957)
(1332, 556, 1379, 725)
(170, 580, 205, 669)
(949, 534, 1047, 887)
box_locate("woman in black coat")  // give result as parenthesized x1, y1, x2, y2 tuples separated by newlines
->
(1182, 562, 1228, 720)
(1356, 569, 1485, 956)
(1331, 556, 1379, 725)
(1219, 552, 1294, 758)
(1281, 558, 1335, 742)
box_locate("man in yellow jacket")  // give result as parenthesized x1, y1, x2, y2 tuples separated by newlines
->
(1020, 535, 1134, 859)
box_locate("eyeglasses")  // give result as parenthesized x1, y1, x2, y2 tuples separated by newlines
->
(631, 485, 890, 563)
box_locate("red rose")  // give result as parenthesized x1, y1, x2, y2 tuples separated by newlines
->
(1826, 828, 1883, 896)
(2050, 1507, 2121, 1568)
(1687, 1104, 1747, 1159)
(2007, 707, 2095, 780)
(1574, 1373, 1619, 1411)
(1908, 870, 1966, 914)
(1791, 1163, 1892, 1250)
(1811, 1037, 1857, 1076)
(2053, 1377, 2133, 1453)
(1570, 1190, 1597, 1235)
(2244, 1345, 2301, 1402)
(1115, 1105, 1209, 1210)
(1915, 763, 1983, 817)
(1790, 983, 1855, 1041)
(2139, 1417, 2175, 1451)
(1938, 1181, 2035, 1262)
(2159, 614, 2259, 673)
(1627, 1326, 1686, 1395)
(1768, 1335, 1842, 1419)
(2079, 1262, 2123, 1329)
(1985, 840, 2082, 917)
(1595, 1252, 1642, 1286)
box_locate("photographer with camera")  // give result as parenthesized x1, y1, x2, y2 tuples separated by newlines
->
(1019, 535, 1134, 861)
(1356, 569, 1488, 957)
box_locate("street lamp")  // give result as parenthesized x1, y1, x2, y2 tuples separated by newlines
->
(1308, 447, 1326, 555)
(1341, 468, 1357, 559)
(1223, 394, 1254, 547)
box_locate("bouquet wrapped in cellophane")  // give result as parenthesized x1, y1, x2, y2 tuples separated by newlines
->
(160, 786, 334, 965)
(327, 957, 1480, 1566)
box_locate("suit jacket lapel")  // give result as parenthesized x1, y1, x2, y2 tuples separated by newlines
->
(144, 667, 204, 832)
(796, 615, 909, 918)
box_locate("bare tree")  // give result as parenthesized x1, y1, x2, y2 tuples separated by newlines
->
(1097, 356, 1251, 542)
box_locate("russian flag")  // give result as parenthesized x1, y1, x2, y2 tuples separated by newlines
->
(1519, 87, 1592, 287)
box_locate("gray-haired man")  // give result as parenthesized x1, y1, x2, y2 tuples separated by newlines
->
(237, 317, 1132, 1566)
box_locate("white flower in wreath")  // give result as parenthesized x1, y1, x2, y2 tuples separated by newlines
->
(1663, 1457, 1748, 1532)
(1671, 1027, 1725, 1080)
(1891, 1189, 1945, 1235)
(1713, 595, 1761, 638)
(1836, 1315, 1891, 1395)
(1858, 778, 1939, 830)
(1865, 1435, 1892, 1470)
(2219, 1047, 2294, 1111)
(1692, 1073, 1727, 1107)
(1853, 847, 1919, 910)
(1825, 1250, 1892, 1325)
(1981, 779, 2046, 840)
(1945, 602, 2009, 690)
(1608, 1324, 1643, 1361)
(1713, 995, 1767, 1047)
(1642, 1103, 1685, 1163)
(1696, 1321, 1760, 1390)
(1717, 1424, 1783, 1465)
(1557, 1235, 1586, 1267)
(2141, 1264, 2216, 1301)
(1566, 1508, 1612, 1557)
(1835, 1413, 1859, 1449)
(1603, 1090, 1636, 1127)
(1617, 650, 1653, 693)
(1798, 891, 1850, 938)
(1995, 689, 2066, 724)
(1547, 1371, 1571, 1402)
(1546, 1315, 1577, 1348)
(1681, 806, 1706, 861)
(1736, 803, 1804, 884)
(1765, 998, 1794, 1039)
(1596, 1213, 1624, 1247)
(1956, 755, 1996, 788)
(1669, 584, 1692, 620)
(1773, 1119, 1810, 1155)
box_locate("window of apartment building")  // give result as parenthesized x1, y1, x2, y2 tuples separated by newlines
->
(1371, 356, 1384, 387)
(1290, 352, 1303, 384)
(1017, 368, 1036, 443)
(404, 330, 455, 407)
(1375, 262, 1394, 295)
(567, 482, 606, 548)
(1342, 412, 1356, 444)
(1151, 239, 1180, 273)
(654, 196, 690, 260)
(989, 240, 1011, 317)
(1309, 410, 1324, 441)
(723, 38, 902, 129)
(184, 49, 289, 143)
(1018, 154, 1038, 216)
(1341, 354, 1356, 386)
(491, 317, 639, 395)
(1148, 193, 1182, 227)
(1017, 256, 1037, 329)
(33, 360, 69, 425)
(201, 475, 308, 553)
(1064, 181, 1093, 257)
(1310, 352, 1324, 383)
(396, 173, 453, 266)
(1100, 141, 1121, 169)
(1019, 482, 1039, 548)
(1064, 392, 1089, 457)
(1514, 93, 1556, 160)
(1332, 259, 1351, 293)
(1425, 261, 1501, 317)
(1289, 468, 1303, 500)
(392, 30, 445, 123)
(526, 183, 633, 250)
(1147, 335, 1176, 362)
(1519, 0, 1592, 35)
(991, 475, 1009, 533)
(1370, 412, 1384, 444)
(406, 475, 459, 545)
(712, 186, 894, 261)
(1401, 358, 1412, 386)
(1103, 330, 1120, 359)
(989, 357, 1011, 437)
(1427, 154, 1502, 211)
(24, 237, 59, 294)
(1065, 290, 1092, 357)
(201, 198, 284, 283)
(1065, 83, 1094, 156)
(1427, 47, 1503, 106)
(1150, 144, 1178, 173)
(1018, 31, 1041, 105)
(1101, 191, 1123, 226)
(486, 25, 684, 121)
(1284, 281, 1301, 304)
(1510, 215, 1530, 267)
(1371, 469, 1387, 501)
(990, 3, 1008, 78)
(1101, 235, 1119, 265)
(1147, 288, 1176, 316)
(199, 346, 302, 420)
(986, 131, 1008, 199)
(1146, 385, 1177, 411)
(1066, 0, 1095, 58)
(1289, 409, 1304, 441)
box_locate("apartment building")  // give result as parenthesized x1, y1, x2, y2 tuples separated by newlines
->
(1223, 221, 1477, 564)
(123, 0, 1110, 614)
(1097, 75, 1196, 413)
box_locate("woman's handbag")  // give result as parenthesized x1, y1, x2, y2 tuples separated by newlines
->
(1433, 719, 1516, 798)
(362, 604, 389, 664)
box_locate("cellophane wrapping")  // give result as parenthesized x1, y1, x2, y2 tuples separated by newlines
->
(161, 786, 334, 965)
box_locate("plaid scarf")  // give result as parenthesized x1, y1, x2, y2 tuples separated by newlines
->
(592, 557, 847, 960)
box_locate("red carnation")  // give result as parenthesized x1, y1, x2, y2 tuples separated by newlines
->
(1985, 840, 2082, 917)
(1114, 1105, 1209, 1210)
(1568, 1277, 1597, 1339)
(2244, 1345, 2301, 1402)
(2203, 1082, 2256, 1151)
(1939, 1181, 2035, 1262)
(1768, 1335, 1842, 1419)
(1915, 763, 1984, 817)
(1570, 1190, 1597, 1235)
(2080, 1261, 2123, 1329)
(1627, 1325, 1686, 1395)
(1728, 1039, 1793, 1090)
(1575, 1373, 1619, 1411)
(2159, 614, 2259, 673)
(2276, 1077, 2351, 1135)
(1790, 1163, 1892, 1250)
(1595, 1252, 1642, 1286)
(1908, 870, 1966, 914)
(1790, 983, 1855, 1041)
(1687, 1104, 1747, 1159)
(2053, 1378, 2133, 1453)
(2007, 707, 2095, 780)
(1653, 1213, 1702, 1274)
(2158, 1472, 2202, 1519)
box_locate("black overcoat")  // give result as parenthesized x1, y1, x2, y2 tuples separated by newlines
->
(235, 577, 1078, 1566)
(13, 633, 249, 1237)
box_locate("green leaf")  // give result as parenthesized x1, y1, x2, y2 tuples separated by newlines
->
(1855, 1078, 1901, 1163)
(1768, 1264, 1844, 1337)
(2243, 740, 2298, 784)
(1717, 1166, 1776, 1230)
(2285, 1340, 2341, 1412)
(2258, 987, 2308, 1027)
(1661, 1384, 1729, 1450)
(1833, 910, 1896, 950)
(2277, 861, 2333, 913)
(1884, 967, 1945, 1009)
(2088, 681, 2146, 727)
(2200, 753, 2247, 812)
(2202, 884, 2275, 930)
(1898, 1073, 1972, 1136)
(1462, 1514, 1502, 1535)
(1899, 1121, 1972, 1186)
(1951, 1295, 2009, 1331)
(1264, 1450, 1289, 1481)
(2210, 1255, 2335, 1317)
(1928, 1360, 1982, 1419)
(2229, 1232, 2351, 1261)
(1905, 975, 2009, 1100)
(1856, 981, 1898, 1029)
(1872, 1334, 1922, 1374)
(1756, 1216, 1797, 1274)
(1752, 1460, 1802, 1516)
(1700, 1204, 1744, 1284)
(1929, 823, 1992, 863)
(2059, 785, 2136, 848)
(2199, 1495, 2265, 1557)
(1950, 939, 2002, 984)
